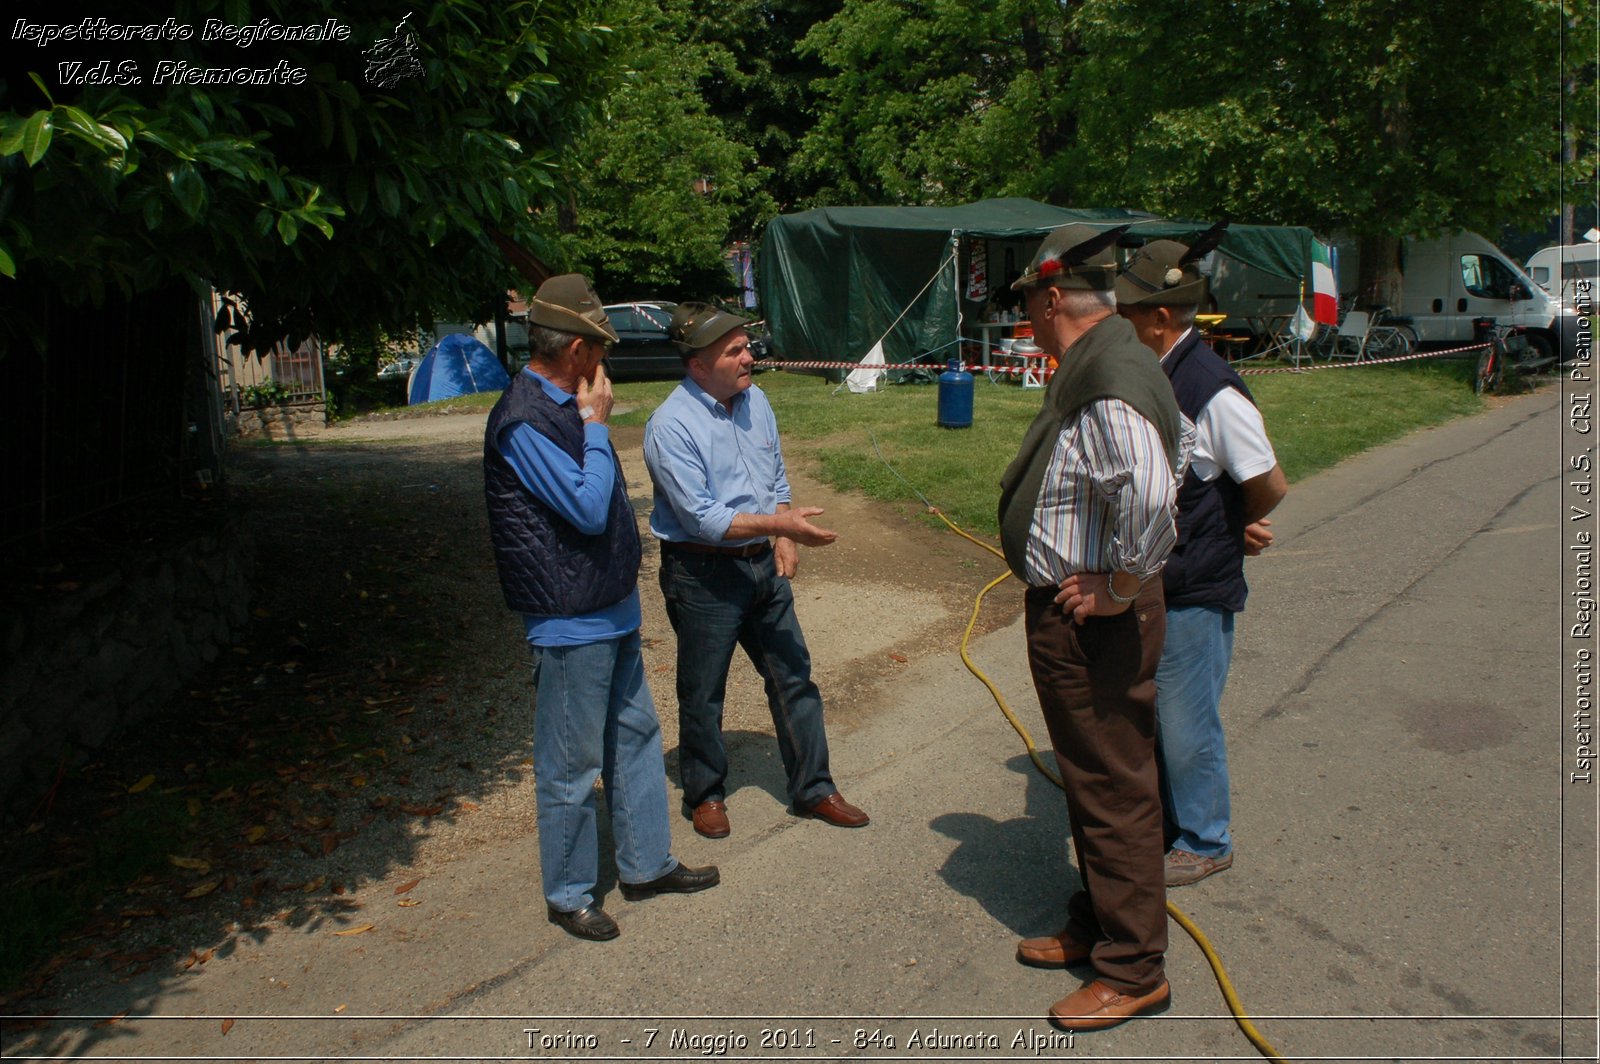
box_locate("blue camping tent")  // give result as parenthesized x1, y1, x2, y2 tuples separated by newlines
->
(407, 334, 510, 404)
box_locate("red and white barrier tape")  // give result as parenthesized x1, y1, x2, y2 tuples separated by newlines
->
(758, 359, 1043, 376)
(1234, 341, 1489, 376)
(756, 343, 1491, 378)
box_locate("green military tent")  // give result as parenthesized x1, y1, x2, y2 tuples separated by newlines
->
(756, 197, 1317, 371)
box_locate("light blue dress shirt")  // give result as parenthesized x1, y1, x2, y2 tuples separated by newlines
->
(497, 369, 641, 646)
(643, 377, 791, 546)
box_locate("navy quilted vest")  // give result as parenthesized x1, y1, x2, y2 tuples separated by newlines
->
(482, 371, 639, 616)
(1162, 331, 1251, 613)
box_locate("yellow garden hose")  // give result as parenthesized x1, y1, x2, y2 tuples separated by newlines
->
(929, 505, 1292, 1064)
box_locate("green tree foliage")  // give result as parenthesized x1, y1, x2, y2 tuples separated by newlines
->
(795, 0, 1582, 305)
(0, 0, 613, 355)
(534, 0, 773, 298)
(687, 0, 844, 216)
(1071, 0, 1569, 234)
(1068, 0, 1585, 301)
(795, 0, 1077, 206)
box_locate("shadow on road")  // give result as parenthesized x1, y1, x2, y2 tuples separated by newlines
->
(2, 436, 536, 1052)
(930, 753, 1078, 935)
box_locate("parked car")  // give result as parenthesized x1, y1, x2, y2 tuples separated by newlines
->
(376, 356, 418, 380)
(746, 319, 772, 362)
(602, 301, 771, 382)
(602, 302, 682, 381)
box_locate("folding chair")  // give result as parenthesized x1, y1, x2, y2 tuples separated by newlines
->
(1331, 310, 1372, 361)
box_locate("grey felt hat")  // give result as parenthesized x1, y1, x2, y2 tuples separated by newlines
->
(527, 274, 619, 343)
(1115, 220, 1230, 307)
(1115, 239, 1210, 306)
(669, 301, 752, 353)
(1011, 224, 1130, 291)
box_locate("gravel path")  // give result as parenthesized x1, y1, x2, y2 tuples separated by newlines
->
(3, 404, 1020, 1010)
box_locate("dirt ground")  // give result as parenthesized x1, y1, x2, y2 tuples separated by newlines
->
(2, 402, 1024, 1008)
(300, 406, 1026, 742)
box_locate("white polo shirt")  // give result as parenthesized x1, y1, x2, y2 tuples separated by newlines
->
(1161, 329, 1277, 485)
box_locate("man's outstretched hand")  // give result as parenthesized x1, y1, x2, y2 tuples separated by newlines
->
(778, 506, 838, 547)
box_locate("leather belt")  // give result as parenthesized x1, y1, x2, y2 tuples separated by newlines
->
(662, 539, 771, 558)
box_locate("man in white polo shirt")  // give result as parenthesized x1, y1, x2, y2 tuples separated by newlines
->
(1115, 234, 1288, 887)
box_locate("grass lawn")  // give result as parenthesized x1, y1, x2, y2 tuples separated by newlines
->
(391, 354, 1489, 541)
(604, 357, 1487, 540)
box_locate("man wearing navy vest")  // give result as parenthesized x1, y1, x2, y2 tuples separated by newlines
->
(1114, 237, 1288, 888)
(483, 274, 718, 944)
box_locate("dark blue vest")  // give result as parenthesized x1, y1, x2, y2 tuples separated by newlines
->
(482, 370, 639, 616)
(1162, 331, 1252, 613)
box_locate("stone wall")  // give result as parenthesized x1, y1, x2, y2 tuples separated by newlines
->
(230, 399, 327, 440)
(0, 516, 254, 813)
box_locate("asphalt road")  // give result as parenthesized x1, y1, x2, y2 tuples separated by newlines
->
(10, 384, 1593, 1064)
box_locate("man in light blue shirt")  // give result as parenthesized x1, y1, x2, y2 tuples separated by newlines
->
(483, 274, 718, 943)
(644, 302, 870, 840)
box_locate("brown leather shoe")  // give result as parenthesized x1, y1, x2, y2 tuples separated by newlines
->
(691, 800, 730, 839)
(1165, 848, 1233, 887)
(1047, 979, 1171, 1032)
(1016, 928, 1092, 969)
(801, 792, 869, 828)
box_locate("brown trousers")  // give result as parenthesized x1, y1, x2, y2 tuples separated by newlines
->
(1024, 580, 1168, 994)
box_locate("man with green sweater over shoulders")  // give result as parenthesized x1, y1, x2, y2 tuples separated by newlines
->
(998, 225, 1193, 1032)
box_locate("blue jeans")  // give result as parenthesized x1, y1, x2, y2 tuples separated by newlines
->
(658, 547, 835, 811)
(1153, 605, 1235, 859)
(530, 631, 676, 912)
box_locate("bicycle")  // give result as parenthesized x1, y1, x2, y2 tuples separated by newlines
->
(1470, 316, 1526, 395)
(1363, 306, 1418, 360)
(1299, 321, 1340, 362)
(1320, 305, 1417, 363)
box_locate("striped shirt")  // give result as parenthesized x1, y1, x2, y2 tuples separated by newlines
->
(1022, 398, 1196, 587)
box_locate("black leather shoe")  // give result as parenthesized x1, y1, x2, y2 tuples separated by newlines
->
(619, 861, 721, 901)
(547, 904, 619, 941)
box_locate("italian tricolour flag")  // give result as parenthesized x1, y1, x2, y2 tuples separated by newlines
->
(1310, 240, 1338, 325)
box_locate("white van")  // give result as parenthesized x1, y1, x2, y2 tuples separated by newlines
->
(1525, 242, 1600, 307)
(1208, 230, 1576, 361)
(1331, 231, 1576, 362)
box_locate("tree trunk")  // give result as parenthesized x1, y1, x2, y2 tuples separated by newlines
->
(1357, 89, 1410, 311)
(1562, 74, 1576, 245)
(1356, 233, 1404, 311)
(1036, 14, 1081, 174)
(493, 298, 510, 373)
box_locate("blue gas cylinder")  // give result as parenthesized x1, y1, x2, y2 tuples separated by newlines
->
(938, 357, 974, 429)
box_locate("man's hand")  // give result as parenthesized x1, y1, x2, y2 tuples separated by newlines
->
(773, 536, 800, 578)
(1243, 519, 1275, 556)
(1054, 572, 1134, 623)
(575, 361, 614, 424)
(778, 506, 838, 547)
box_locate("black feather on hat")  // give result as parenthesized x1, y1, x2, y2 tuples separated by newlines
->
(1179, 217, 1231, 266)
(1011, 224, 1132, 290)
(1114, 221, 1229, 307)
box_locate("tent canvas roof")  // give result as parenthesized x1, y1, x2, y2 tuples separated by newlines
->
(757, 197, 1315, 367)
(407, 333, 510, 405)
(782, 198, 1139, 238)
